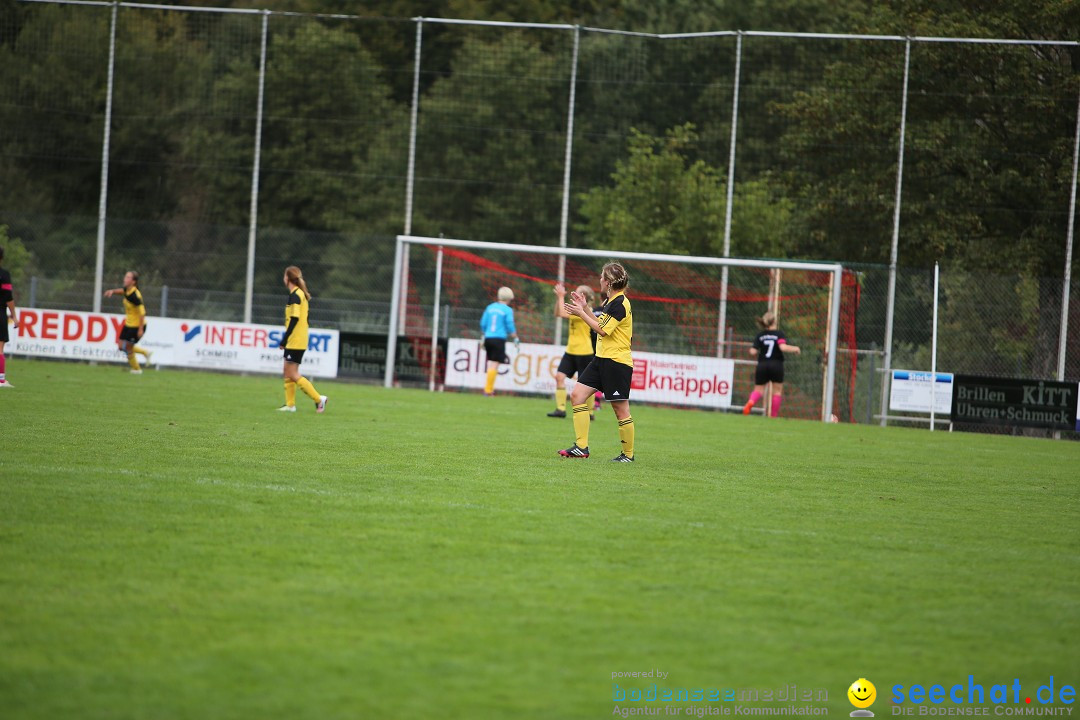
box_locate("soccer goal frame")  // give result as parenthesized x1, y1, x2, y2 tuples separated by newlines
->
(386, 234, 846, 422)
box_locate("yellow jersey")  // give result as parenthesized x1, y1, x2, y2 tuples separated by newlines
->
(123, 286, 146, 328)
(596, 291, 632, 367)
(565, 314, 593, 356)
(284, 288, 310, 351)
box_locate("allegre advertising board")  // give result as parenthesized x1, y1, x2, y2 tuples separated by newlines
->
(7, 308, 340, 378)
(443, 338, 734, 409)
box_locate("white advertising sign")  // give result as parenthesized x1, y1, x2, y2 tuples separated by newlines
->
(8, 308, 339, 378)
(444, 338, 734, 408)
(889, 370, 953, 414)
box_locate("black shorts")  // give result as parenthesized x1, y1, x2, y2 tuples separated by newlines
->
(0, 320, 7, 343)
(755, 360, 784, 385)
(284, 348, 306, 364)
(576, 357, 633, 401)
(557, 352, 593, 378)
(484, 337, 508, 364)
(119, 325, 143, 344)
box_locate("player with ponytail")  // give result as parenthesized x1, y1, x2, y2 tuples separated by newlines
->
(278, 266, 327, 413)
(558, 262, 636, 462)
(103, 270, 151, 374)
(743, 310, 800, 417)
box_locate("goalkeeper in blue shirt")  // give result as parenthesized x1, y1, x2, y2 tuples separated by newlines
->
(480, 286, 519, 395)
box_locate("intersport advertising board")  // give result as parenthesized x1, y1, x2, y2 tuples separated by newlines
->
(7, 308, 339, 378)
(444, 338, 734, 409)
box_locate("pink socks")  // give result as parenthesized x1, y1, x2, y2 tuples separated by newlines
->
(770, 394, 783, 417)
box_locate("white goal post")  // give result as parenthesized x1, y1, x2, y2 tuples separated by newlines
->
(386, 234, 846, 422)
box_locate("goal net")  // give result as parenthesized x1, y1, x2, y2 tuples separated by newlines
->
(387, 235, 858, 422)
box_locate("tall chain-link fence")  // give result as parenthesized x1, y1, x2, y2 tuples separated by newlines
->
(1, 2, 1078, 430)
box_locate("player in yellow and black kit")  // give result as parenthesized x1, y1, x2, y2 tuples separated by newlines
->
(558, 262, 636, 462)
(278, 265, 327, 413)
(104, 271, 151, 374)
(547, 282, 596, 419)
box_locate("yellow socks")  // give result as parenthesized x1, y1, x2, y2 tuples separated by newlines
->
(284, 379, 297, 407)
(296, 376, 321, 402)
(555, 388, 567, 411)
(618, 416, 635, 459)
(127, 352, 140, 370)
(133, 346, 150, 358)
(484, 367, 498, 394)
(572, 403, 591, 448)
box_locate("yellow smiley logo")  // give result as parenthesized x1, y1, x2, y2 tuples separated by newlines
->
(848, 678, 877, 709)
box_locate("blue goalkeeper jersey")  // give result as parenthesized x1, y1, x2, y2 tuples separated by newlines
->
(480, 302, 516, 339)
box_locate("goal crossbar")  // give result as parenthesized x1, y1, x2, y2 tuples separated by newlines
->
(386, 234, 845, 421)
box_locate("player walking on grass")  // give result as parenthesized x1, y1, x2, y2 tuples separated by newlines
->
(480, 286, 519, 396)
(103, 271, 151, 374)
(558, 262, 635, 462)
(547, 282, 596, 418)
(742, 310, 800, 417)
(0, 246, 18, 389)
(278, 266, 327, 414)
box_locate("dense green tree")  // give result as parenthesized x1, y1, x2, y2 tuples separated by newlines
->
(771, 2, 1079, 275)
(579, 123, 801, 258)
(408, 31, 571, 244)
(0, 3, 109, 215)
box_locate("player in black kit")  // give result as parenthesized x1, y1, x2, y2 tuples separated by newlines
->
(743, 310, 800, 417)
(0, 246, 18, 388)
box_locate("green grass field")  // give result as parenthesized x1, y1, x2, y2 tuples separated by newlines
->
(1, 358, 1078, 720)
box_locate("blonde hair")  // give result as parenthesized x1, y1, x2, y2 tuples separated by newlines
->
(601, 262, 629, 292)
(576, 285, 595, 304)
(756, 310, 777, 330)
(285, 266, 311, 300)
(497, 286, 514, 302)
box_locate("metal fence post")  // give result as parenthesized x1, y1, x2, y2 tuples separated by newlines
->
(160, 284, 169, 318)
(29, 276, 38, 309)
(93, 1, 118, 313)
(717, 30, 743, 358)
(880, 37, 912, 426)
(930, 262, 940, 431)
(1057, 78, 1080, 382)
(555, 24, 580, 348)
(243, 9, 269, 325)
(429, 245, 443, 391)
(398, 18, 424, 334)
(867, 342, 877, 424)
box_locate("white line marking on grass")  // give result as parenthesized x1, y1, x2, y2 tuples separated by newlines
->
(193, 477, 337, 497)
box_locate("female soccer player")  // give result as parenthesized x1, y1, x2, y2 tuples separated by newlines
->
(558, 262, 635, 462)
(103, 271, 151, 374)
(479, 286, 519, 396)
(742, 310, 801, 417)
(278, 266, 327, 413)
(0, 245, 18, 388)
(547, 282, 595, 418)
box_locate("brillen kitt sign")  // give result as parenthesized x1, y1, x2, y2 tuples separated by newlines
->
(950, 374, 1079, 431)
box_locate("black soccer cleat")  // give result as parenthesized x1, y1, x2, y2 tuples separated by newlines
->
(547, 409, 567, 418)
(610, 453, 635, 463)
(558, 444, 590, 458)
